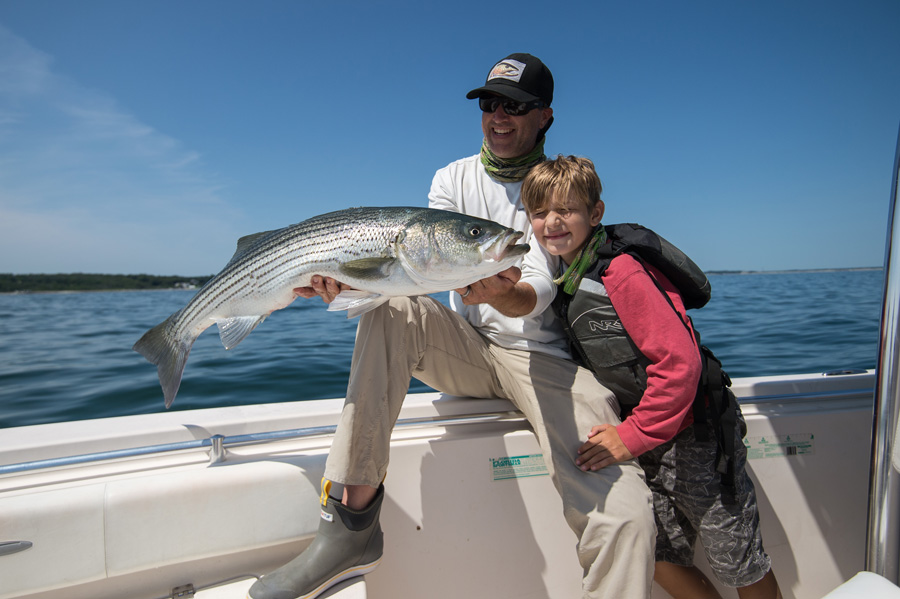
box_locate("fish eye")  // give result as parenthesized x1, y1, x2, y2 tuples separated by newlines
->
(468, 226, 483, 237)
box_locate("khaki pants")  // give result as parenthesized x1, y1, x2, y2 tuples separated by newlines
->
(324, 296, 655, 598)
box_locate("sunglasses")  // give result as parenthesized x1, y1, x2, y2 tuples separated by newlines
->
(478, 96, 545, 116)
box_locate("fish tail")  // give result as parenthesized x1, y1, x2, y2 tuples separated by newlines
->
(132, 311, 196, 409)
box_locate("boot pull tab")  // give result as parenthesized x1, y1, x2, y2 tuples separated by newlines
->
(320, 478, 333, 507)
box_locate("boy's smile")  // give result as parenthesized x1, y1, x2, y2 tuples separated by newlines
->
(542, 229, 575, 249)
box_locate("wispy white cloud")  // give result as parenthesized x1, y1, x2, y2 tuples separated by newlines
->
(0, 24, 242, 274)
(0, 25, 53, 98)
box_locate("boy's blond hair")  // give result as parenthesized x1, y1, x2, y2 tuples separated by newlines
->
(521, 154, 602, 215)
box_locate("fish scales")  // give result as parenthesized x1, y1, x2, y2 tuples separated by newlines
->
(144, 209, 381, 338)
(231, 213, 400, 290)
(177, 210, 402, 325)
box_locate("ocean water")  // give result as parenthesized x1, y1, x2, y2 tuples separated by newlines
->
(0, 269, 885, 429)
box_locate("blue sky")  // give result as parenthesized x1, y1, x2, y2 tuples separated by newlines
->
(0, 1, 897, 275)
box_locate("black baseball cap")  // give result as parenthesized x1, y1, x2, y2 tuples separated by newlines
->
(466, 53, 554, 106)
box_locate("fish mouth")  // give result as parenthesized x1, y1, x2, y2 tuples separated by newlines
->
(484, 230, 529, 262)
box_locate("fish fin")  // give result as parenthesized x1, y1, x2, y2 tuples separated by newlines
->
(216, 315, 267, 350)
(226, 230, 279, 265)
(327, 290, 390, 318)
(339, 257, 397, 281)
(133, 311, 195, 409)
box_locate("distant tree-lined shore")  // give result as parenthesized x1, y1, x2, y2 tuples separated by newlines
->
(0, 274, 213, 293)
(1, 267, 881, 293)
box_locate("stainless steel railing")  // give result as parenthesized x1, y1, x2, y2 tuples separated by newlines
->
(868, 123, 900, 582)
(0, 410, 525, 476)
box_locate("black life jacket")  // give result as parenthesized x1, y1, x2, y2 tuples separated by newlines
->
(551, 223, 740, 501)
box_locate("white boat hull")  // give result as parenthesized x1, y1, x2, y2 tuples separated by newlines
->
(0, 371, 878, 598)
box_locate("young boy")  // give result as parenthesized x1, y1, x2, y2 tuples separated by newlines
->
(521, 155, 782, 599)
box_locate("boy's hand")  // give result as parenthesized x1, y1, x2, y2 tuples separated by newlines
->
(575, 424, 634, 471)
(294, 276, 351, 304)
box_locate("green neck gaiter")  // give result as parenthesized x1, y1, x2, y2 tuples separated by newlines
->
(553, 225, 608, 294)
(479, 139, 546, 183)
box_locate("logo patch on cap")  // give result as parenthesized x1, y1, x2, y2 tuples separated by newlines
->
(488, 59, 526, 83)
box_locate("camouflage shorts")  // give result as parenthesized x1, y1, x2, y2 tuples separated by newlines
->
(638, 413, 772, 588)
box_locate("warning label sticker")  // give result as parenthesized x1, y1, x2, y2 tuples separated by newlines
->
(490, 454, 549, 481)
(745, 433, 815, 459)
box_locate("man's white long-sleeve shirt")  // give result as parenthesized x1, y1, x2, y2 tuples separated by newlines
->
(428, 154, 570, 359)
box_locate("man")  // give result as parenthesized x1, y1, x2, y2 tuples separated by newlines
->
(249, 53, 656, 599)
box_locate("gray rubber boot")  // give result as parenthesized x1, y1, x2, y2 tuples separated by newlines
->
(248, 484, 385, 599)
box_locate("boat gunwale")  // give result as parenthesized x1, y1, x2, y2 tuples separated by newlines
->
(0, 371, 876, 477)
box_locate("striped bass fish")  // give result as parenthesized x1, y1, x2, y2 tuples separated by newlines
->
(133, 206, 529, 408)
